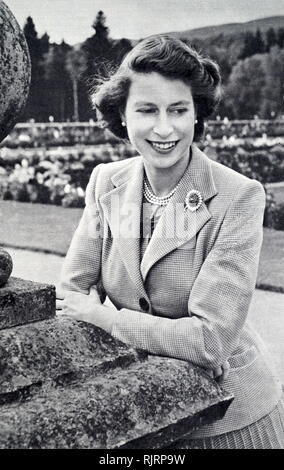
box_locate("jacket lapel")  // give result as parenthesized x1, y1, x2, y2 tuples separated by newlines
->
(140, 145, 218, 281)
(99, 157, 146, 293)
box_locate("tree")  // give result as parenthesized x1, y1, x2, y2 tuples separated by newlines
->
(23, 16, 50, 120)
(239, 30, 265, 59)
(225, 54, 266, 118)
(65, 48, 87, 121)
(79, 11, 133, 120)
(44, 42, 72, 121)
(82, 10, 116, 79)
(205, 45, 232, 84)
(261, 46, 284, 118)
(111, 38, 133, 65)
(277, 28, 284, 49)
(23, 16, 37, 42)
(92, 10, 109, 39)
(23, 16, 41, 75)
(255, 29, 265, 54)
(40, 33, 50, 57)
(266, 28, 277, 52)
(239, 31, 257, 59)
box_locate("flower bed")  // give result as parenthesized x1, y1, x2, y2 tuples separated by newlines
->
(0, 122, 113, 149)
(0, 142, 137, 207)
(205, 119, 284, 140)
(209, 142, 284, 230)
(211, 143, 284, 184)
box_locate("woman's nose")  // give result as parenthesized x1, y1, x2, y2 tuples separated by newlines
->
(153, 115, 174, 138)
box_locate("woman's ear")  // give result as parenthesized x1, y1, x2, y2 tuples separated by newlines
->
(120, 112, 126, 127)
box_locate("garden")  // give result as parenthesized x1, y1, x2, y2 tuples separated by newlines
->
(0, 128, 137, 208)
(0, 120, 284, 229)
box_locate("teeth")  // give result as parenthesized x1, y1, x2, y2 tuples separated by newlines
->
(151, 141, 177, 150)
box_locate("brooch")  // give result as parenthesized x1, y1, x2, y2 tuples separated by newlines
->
(184, 189, 203, 212)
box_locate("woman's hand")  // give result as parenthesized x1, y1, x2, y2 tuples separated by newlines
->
(56, 285, 102, 312)
(212, 361, 230, 382)
(56, 287, 117, 334)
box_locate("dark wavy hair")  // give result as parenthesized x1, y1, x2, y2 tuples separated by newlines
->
(91, 34, 222, 142)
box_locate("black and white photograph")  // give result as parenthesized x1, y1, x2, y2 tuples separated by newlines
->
(0, 0, 284, 451)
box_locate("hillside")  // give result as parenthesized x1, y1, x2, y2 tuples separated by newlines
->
(130, 16, 284, 47)
(169, 15, 284, 40)
(170, 15, 284, 39)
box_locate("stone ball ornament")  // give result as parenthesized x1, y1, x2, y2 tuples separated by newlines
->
(0, 0, 31, 143)
(0, 249, 13, 287)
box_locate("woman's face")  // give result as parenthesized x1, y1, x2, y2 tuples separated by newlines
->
(123, 72, 196, 172)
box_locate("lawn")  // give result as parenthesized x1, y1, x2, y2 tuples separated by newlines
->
(1, 200, 284, 290)
(258, 228, 284, 291)
(0, 200, 82, 256)
(268, 183, 284, 205)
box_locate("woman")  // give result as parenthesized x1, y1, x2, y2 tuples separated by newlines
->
(57, 35, 284, 448)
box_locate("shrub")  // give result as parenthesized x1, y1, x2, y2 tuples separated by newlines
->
(8, 181, 30, 202)
(268, 203, 284, 230)
(61, 188, 85, 208)
(263, 188, 284, 230)
(263, 189, 277, 228)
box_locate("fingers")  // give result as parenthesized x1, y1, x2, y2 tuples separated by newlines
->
(89, 286, 103, 304)
(213, 366, 223, 380)
(213, 361, 231, 382)
(221, 360, 230, 381)
(56, 298, 65, 311)
(56, 288, 64, 301)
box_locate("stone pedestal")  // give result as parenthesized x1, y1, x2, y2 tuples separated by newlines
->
(0, 277, 55, 330)
(0, 316, 234, 449)
(0, 0, 31, 142)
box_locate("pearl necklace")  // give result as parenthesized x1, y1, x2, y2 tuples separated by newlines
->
(143, 179, 178, 206)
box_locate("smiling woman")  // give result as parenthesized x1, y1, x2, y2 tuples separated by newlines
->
(58, 35, 284, 449)
(121, 73, 196, 194)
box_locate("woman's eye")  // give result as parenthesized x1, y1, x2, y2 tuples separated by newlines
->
(136, 108, 156, 114)
(170, 108, 188, 114)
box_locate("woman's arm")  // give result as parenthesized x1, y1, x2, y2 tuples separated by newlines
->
(108, 179, 266, 369)
(58, 169, 265, 372)
(58, 164, 105, 298)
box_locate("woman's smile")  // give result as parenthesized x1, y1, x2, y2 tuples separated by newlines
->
(146, 139, 179, 152)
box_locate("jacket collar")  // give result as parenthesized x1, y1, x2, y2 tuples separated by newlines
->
(100, 144, 218, 286)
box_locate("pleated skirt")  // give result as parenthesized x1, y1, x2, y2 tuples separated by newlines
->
(173, 395, 284, 449)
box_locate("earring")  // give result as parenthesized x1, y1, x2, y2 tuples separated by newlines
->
(195, 119, 198, 124)
(121, 121, 126, 127)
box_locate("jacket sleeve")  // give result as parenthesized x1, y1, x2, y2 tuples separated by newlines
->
(59, 164, 105, 299)
(111, 179, 266, 368)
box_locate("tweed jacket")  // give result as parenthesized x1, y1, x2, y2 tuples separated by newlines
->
(60, 144, 283, 438)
